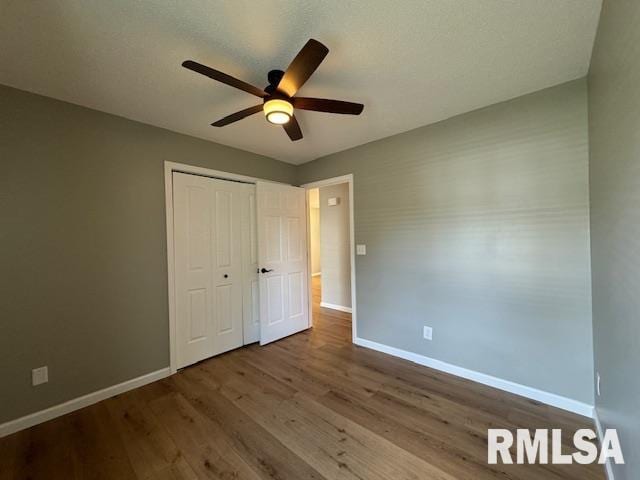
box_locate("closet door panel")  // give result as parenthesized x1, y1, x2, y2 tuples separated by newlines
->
(210, 178, 244, 355)
(173, 173, 215, 368)
(241, 184, 260, 344)
(173, 173, 247, 367)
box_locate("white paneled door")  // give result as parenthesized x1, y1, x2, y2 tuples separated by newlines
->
(173, 172, 246, 368)
(240, 183, 260, 344)
(256, 182, 310, 345)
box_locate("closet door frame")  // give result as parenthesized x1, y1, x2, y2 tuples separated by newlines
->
(164, 161, 288, 373)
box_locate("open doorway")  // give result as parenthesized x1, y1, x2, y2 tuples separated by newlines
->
(304, 175, 357, 341)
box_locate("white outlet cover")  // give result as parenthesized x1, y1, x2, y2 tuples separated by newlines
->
(356, 244, 366, 255)
(32, 366, 48, 386)
(423, 326, 433, 341)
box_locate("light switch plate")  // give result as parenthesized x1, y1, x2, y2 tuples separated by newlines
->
(423, 326, 433, 341)
(32, 366, 48, 386)
(356, 244, 366, 255)
(328, 197, 339, 206)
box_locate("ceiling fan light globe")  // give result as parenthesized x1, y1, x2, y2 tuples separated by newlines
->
(266, 112, 291, 124)
(264, 99, 293, 125)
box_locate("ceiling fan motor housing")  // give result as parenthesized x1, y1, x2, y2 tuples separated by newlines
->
(267, 69, 285, 90)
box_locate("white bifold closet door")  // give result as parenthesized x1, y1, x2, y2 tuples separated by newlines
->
(256, 182, 310, 345)
(239, 183, 260, 344)
(173, 172, 258, 368)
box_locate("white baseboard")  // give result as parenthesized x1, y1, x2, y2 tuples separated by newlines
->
(353, 337, 594, 418)
(0, 367, 172, 438)
(594, 409, 615, 480)
(320, 301, 352, 313)
(312, 272, 322, 277)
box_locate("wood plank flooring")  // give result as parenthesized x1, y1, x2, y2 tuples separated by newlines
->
(0, 276, 604, 479)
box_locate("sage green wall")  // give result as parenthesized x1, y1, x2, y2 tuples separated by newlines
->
(588, 1, 640, 477)
(0, 85, 296, 423)
(298, 79, 594, 404)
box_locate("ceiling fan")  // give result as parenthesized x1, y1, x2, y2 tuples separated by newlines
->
(182, 39, 364, 141)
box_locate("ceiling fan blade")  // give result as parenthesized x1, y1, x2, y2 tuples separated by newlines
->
(277, 39, 329, 97)
(283, 115, 303, 141)
(292, 97, 364, 115)
(211, 104, 263, 127)
(182, 60, 266, 98)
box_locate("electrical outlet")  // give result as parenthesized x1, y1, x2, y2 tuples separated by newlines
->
(423, 326, 433, 341)
(32, 366, 48, 386)
(356, 244, 366, 255)
(596, 373, 601, 396)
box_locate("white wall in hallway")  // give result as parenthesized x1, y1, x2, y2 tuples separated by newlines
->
(319, 183, 351, 309)
(309, 189, 321, 276)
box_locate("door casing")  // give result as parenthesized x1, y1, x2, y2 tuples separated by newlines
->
(301, 174, 357, 343)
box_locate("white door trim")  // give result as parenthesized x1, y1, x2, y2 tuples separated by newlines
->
(301, 174, 357, 342)
(164, 161, 285, 373)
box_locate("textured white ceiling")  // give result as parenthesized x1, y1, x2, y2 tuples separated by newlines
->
(0, 0, 602, 165)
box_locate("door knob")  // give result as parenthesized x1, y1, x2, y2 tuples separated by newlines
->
(260, 268, 274, 274)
